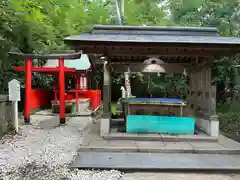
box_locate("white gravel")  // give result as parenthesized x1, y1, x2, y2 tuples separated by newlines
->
(0, 115, 123, 180)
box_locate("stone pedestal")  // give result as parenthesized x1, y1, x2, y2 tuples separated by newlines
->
(77, 98, 90, 112)
(196, 115, 219, 137)
(100, 118, 111, 137)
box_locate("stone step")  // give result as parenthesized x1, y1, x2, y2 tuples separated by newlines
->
(72, 152, 240, 171)
(103, 132, 218, 142)
(78, 145, 240, 155)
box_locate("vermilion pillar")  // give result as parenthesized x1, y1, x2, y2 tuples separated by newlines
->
(75, 77, 79, 114)
(24, 58, 32, 124)
(58, 58, 65, 124)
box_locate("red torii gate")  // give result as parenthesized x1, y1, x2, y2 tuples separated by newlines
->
(9, 52, 83, 124)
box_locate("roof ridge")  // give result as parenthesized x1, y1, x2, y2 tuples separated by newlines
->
(92, 25, 219, 36)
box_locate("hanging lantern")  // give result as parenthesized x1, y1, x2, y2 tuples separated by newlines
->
(142, 57, 166, 73)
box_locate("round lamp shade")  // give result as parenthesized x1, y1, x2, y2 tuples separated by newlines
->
(143, 57, 164, 65)
(142, 57, 165, 73)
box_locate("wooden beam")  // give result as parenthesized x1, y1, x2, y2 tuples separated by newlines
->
(112, 63, 185, 73)
(73, 44, 240, 57)
(78, 48, 233, 57)
(70, 40, 240, 50)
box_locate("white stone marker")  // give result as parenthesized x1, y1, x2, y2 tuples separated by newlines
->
(8, 79, 21, 133)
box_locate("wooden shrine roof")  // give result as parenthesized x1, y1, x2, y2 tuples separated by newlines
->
(43, 54, 91, 70)
(11, 52, 93, 75)
(64, 25, 240, 64)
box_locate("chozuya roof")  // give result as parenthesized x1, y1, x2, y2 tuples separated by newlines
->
(43, 54, 91, 70)
(64, 25, 240, 45)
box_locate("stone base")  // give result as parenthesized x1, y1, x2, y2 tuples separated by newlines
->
(100, 116, 220, 139)
(77, 98, 90, 113)
(100, 118, 110, 137)
(196, 116, 219, 138)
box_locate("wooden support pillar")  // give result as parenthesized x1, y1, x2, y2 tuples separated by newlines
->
(195, 70, 199, 111)
(192, 65, 219, 137)
(201, 68, 207, 112)
(101, 60, 112, 137)
(191, 70, 198, 111)
(187, 70, 191, 105)
(103, 61, 111, 117)
(199, 70, 203, 110)
(58, 58, 65, 124)
(198, 69, 206, 113)
(209, 84, 217, 116)
(204, 67, 216, 116)
(24, 58, 32, 124)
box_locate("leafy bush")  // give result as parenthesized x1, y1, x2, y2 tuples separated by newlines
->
(218, 112, 240, 133)
(218, 103, 240, 133)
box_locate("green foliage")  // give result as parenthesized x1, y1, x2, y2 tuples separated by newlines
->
(218, 111, 240, 132)
(0, 0, 240, 109)
(0, 0, 111, 92)
(124, 0, 167, 25)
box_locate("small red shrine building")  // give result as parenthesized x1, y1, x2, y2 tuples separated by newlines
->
(9, 52, 101, 124)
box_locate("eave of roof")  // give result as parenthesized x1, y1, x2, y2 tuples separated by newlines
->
(65, 34, 240, 45)
(64, 24, 240, 45)
(64, 25, 240, 61)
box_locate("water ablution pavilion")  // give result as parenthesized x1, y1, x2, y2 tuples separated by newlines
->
(65, 25, 240, 170)
(10, 25, 240, 170)
(65, 25, 240, 139)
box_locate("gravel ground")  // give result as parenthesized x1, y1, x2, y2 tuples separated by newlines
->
(0, 115, 123, 180)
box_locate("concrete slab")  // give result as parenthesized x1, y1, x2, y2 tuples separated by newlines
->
(122, 173, 236, 180)
(161, 134, 217, 142)
(136, 141, 165, 152)
(219, 135, 240, 149)
(164, 142, 193, 150)
(104, 132, 162, 141)
(72, 152, 240, 171)
(106, 140, 138, 152)
(104, 132, 217, 142)
(188, 141, 240, 154)
(189, 142, 226, 149)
